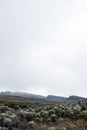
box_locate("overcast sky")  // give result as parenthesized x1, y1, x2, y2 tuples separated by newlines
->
(0, 0, 87, 97)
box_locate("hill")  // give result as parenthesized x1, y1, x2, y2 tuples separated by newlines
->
(0, 91, 86, 102)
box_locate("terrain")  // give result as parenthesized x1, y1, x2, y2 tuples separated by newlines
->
(0, 95, 87, 130)
(0, 91, 86, 102)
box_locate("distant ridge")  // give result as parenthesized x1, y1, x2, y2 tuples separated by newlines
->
(47, 95, 87, 102)
(0, 91, 45, 99)
(47, 95, 86, 102)
(66, 95, 87, 102)
(0, 91, 86, 102)
(46, 95, 66, 102)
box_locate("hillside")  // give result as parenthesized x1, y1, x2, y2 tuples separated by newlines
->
(0, 95, 86, 129)
(0, 91, 86, 102)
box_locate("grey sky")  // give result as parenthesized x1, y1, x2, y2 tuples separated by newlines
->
(0, 0, 87, 97)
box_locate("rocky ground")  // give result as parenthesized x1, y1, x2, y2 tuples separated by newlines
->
(0, 96, 87, 130)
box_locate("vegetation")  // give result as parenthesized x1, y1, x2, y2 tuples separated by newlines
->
(0, 96, 87, 129)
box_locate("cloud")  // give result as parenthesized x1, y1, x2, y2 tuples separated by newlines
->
(0, 0, 87, 97)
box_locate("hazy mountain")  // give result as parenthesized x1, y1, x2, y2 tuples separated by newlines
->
(66, 95, 86, 102)
(0, 91, 45, 99)
(47, 95, 86, 102)
(0, 91, 86, 102)
(46, 95, 67, 102)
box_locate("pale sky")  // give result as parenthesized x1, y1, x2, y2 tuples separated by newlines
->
(0, 0, 87, 97)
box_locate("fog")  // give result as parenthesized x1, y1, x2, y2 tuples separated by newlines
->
(0, 0, 87, 97)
